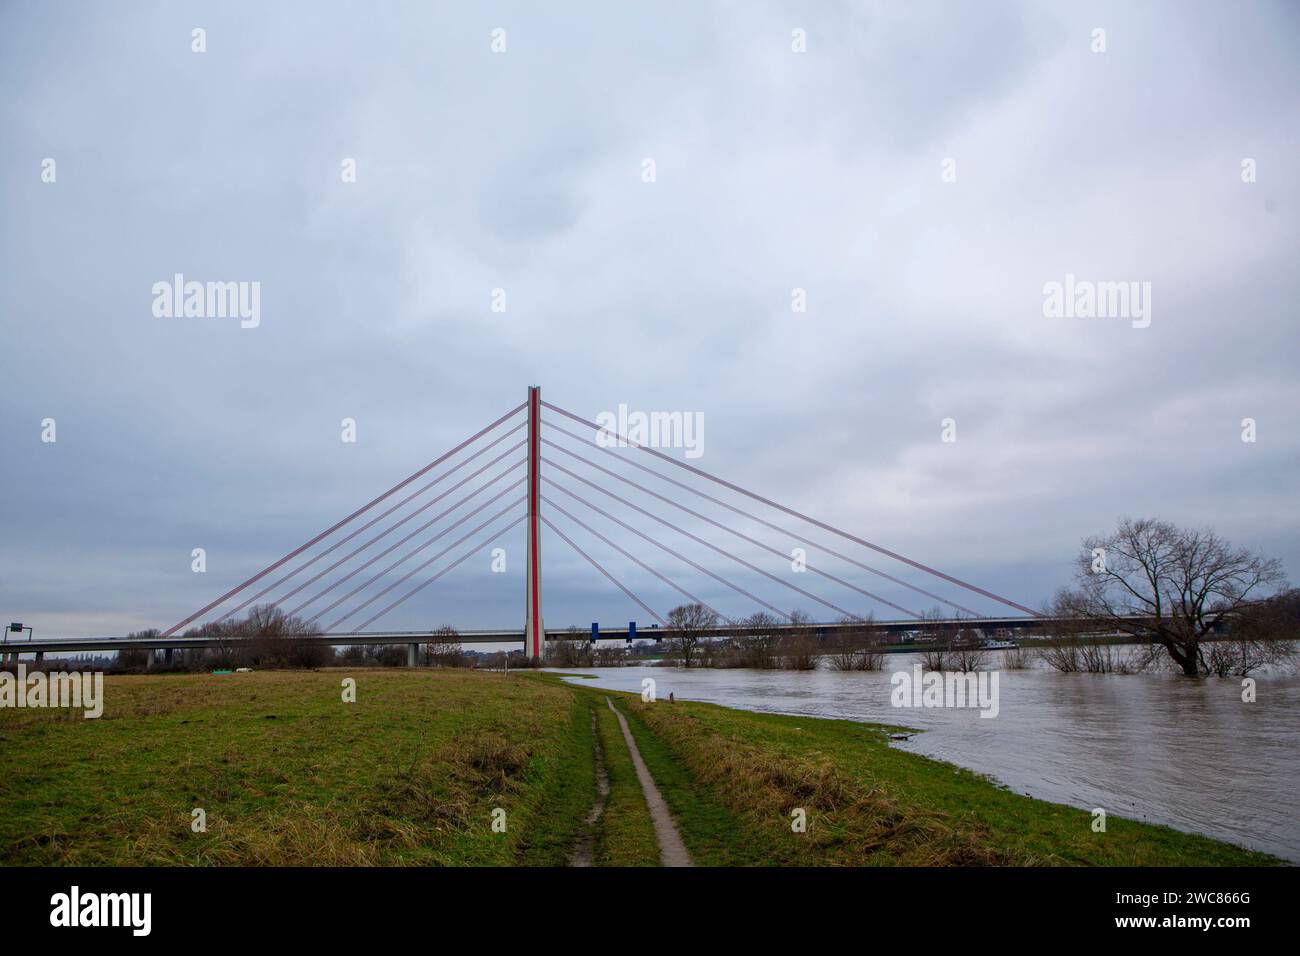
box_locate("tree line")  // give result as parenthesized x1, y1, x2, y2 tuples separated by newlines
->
(112, 607, 471, 672)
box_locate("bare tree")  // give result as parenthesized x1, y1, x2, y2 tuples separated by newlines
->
(184, 619, 242, 670)
(915, 606, 950, 671)
(594, 643, 627, 667)
(1054, 518, 1286, 677)
(947, 638, 988, 673)
(546, 626, 593, 667)
(917, 648, 945, 671)
(114, 640, 151, 673)
(178, 606, 329, 669)
(1040, 639, 1081, 673)
(778, 637, 818, 670)
(370, 644, 408, 667)
(738, 611, 781, 668)
(938, 616, 986, 673)
(1001, 643, 1036, 670)
(665, 603, 718, 668)
(243, 605, 329, 668)
(1203, 588, 1299, 676)
(858, 623, 887, 671)
(828, 616, 866, 671)
(777, 610, 817, 669)
(426, 625, 465, 667)
(818, 614, 880, 671)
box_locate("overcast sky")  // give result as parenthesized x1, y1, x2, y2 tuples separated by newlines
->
(2, 0, 1297, 640)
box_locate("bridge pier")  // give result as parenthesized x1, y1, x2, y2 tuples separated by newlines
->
(407, 643, 418, 668)
(35, 651, 44, 664)
(165, 647, 173, 667)
(524, 385, 546, 662)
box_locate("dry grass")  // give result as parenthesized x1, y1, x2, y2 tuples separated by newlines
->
(625, 701, 1031, 865)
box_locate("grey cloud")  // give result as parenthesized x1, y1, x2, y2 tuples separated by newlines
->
(1, 0, 1296, 637)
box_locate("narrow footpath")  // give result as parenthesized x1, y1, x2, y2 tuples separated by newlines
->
(605, 697, 694, 867)
(567, 711, 610, 867)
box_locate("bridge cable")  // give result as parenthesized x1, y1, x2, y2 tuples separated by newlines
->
(255, 445, 526, 614)
(301, 474, 527, 623)
(161, 401, 527, 635)
(219, 431, 527, 621)
(543, 476, 786, 622)
(541, 401, 1036, 616)
(542, 436, 919, 618)
(349, 514, 526, 633)
(544, 457, 865, 622)
(542, 418, 976, 616)
(333, 501, 526, 632)
(542, 494, 726, 623)
(541, 515, 666, 626)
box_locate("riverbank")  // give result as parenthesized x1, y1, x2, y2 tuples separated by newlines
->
(597, 684, 1275, 865)
(554, 660, 1300, 862)
(0, 669, 1280, 866)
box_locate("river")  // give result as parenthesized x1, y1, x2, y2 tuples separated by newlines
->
(554, 654, 1300, 863)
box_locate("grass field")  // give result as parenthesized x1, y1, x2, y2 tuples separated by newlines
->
(0, 669, 1279, 866)
(0, 670, 589, 865)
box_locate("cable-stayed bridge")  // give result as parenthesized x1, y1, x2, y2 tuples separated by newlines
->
(6, 387, 1043, 663)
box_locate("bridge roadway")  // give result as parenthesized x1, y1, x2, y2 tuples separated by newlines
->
(0, 615, 1072, 659)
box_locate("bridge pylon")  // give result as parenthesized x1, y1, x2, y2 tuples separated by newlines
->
(524, 385, 545, 661)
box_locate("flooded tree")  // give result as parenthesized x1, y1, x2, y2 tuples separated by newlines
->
(828, 615, 885, 671)
(1053, 518, 1286, 677)
(777, 610, 819, 670)
(665, 603, 718, 668)
(1203, 588, 1299, 676)
(735, 611, 781, 668)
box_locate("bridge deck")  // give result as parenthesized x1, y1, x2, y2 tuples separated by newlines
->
(0, 616, 1083, 655)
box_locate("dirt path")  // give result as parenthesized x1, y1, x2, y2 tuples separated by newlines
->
(567, 710, 610, 867)
(605, 697, 693, 867)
